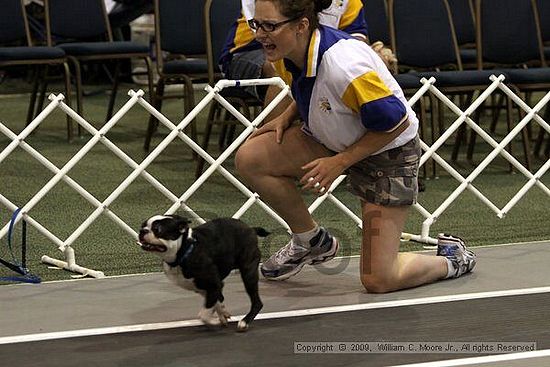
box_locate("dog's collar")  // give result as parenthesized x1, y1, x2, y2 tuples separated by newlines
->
(166, 228, 196, 267)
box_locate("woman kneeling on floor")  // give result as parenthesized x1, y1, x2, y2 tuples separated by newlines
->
(235, 0, 476, 292)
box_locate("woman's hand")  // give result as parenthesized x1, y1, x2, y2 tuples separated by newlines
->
(248, 100, 298, 143)
(248, 115, 292, 143)
(300, 155, 348, 195)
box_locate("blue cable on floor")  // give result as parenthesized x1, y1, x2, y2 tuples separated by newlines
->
(0, 209, 41, 284)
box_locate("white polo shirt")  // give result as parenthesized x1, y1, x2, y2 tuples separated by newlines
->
(283, 26, 418, 154)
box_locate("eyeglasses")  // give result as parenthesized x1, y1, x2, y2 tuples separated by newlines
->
(248, 15, 302, 33)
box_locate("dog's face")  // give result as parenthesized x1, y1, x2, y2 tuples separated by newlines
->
(138, 215, 190, 255)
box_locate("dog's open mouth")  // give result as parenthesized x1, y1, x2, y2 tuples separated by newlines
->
(137, 241, 167, 252)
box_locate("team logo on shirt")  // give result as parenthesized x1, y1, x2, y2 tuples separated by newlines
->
(319, 97, 332, 114)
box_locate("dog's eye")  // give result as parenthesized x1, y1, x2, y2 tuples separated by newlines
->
(152, 222, 161, 234)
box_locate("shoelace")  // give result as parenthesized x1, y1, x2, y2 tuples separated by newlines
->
(273, 236, 308, 263)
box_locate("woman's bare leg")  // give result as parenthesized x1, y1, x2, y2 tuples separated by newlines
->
(235, 125, 332, 233)
(360, 201, 448, 293)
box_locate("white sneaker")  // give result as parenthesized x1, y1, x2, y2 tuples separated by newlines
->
(260, 227, 339, 281)
(437, 233, 476, 278)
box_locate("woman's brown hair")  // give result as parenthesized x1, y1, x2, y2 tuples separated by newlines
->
(268, 0, 332, 29)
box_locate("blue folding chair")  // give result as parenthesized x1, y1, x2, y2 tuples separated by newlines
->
(0, 0, 72, 139)
(143, 0, 208, 153)
(389, 0, 514, 169)
(361, 0, 391, 45)
(44, 0, 154, 127)
(448, 0, 477, 68)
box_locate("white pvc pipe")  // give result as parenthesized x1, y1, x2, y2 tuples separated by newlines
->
(0, 94, 64, 164)
(41, 247, 104, 278)
(0, 193, 66, 248)
(1, 75, 547, 272)
(61, 88, 217, 248)
(132, 90, 290, 229)
(419, 75, 505, 166)
(0, 91, 144, 243)
(0, 122, 136, 241)
(418, 139, 501, 215)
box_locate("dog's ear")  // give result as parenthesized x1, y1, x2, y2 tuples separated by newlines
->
(170, 215, 191, 233)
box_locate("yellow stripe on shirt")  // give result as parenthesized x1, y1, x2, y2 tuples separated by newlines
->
(341, 71, 393, 112)
(273, 60, 293, 85)
(338, 0, 363, 29)
(230, 16, 256, 53)
(306, 29, 321, 77)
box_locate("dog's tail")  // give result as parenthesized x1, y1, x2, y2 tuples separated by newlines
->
(253, 227, 270, 237)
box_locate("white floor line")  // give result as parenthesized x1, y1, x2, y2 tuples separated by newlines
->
(1, 284, 549, 345)
(390, 348, 550, 367)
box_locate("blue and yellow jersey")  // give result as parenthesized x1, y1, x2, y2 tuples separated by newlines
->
(283, 25, 418, 153)
(219, 0, 368, 74)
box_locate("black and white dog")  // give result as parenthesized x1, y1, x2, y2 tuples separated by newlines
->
(137, 214, 268, 331)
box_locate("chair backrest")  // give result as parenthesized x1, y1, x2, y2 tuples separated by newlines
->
(476, 0, 545, 68)
(155, 0, 206, 55)
(536, 0, 550, 43)
(361, 0, 390, 44)
(0, 0, 32, 45)
(388, 0, 462, 70)
(204, 0, 242, 84)
(44, 0, 113, 45)
(448, 0, 476, 46)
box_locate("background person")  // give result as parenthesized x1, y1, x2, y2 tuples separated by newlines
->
(220, 0, 395, 121)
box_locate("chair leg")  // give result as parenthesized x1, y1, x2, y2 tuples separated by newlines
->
(425, 93, 438, 177)
(105, 61, 121, 122)
(144, 78, 165, 152)
(26, 66, 42, 125)
(506, 95, 514, 172)
(69, 56, 84, 137)
(489, 94, 504, 133)
(466, 108, 483, 164)
(35, 65, 49, 118)
(417, 96, 428, 179)
(217, 99, 243, 150)
(195, 102, 218, 179)
(143, 56, 155, 101)
(516, 102, 532, 171)
(451, 92, 474, 163)
(222, 100, 250, 150)
(533, 105, 550, 158)
(62, 61, 73, 141)
(182, 76, 198, 160)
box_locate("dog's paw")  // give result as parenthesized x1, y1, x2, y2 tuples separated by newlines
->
(198, 307, 221, 326)
(237, 320, 249, 332)
(214, 303, 231, 326)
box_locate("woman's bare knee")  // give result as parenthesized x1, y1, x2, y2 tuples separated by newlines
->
(235, 141, 262, 179)
(360, 274, 396, 294)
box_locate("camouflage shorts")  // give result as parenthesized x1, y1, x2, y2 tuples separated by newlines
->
(347, 136, 421, 206)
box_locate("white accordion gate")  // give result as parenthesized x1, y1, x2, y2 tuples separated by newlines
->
(0, 75, 549, 277)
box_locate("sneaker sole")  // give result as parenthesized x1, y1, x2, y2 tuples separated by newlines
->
(261, 261, 308, 281)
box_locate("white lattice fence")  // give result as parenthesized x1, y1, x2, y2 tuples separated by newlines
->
(0, 75, 549, 277)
